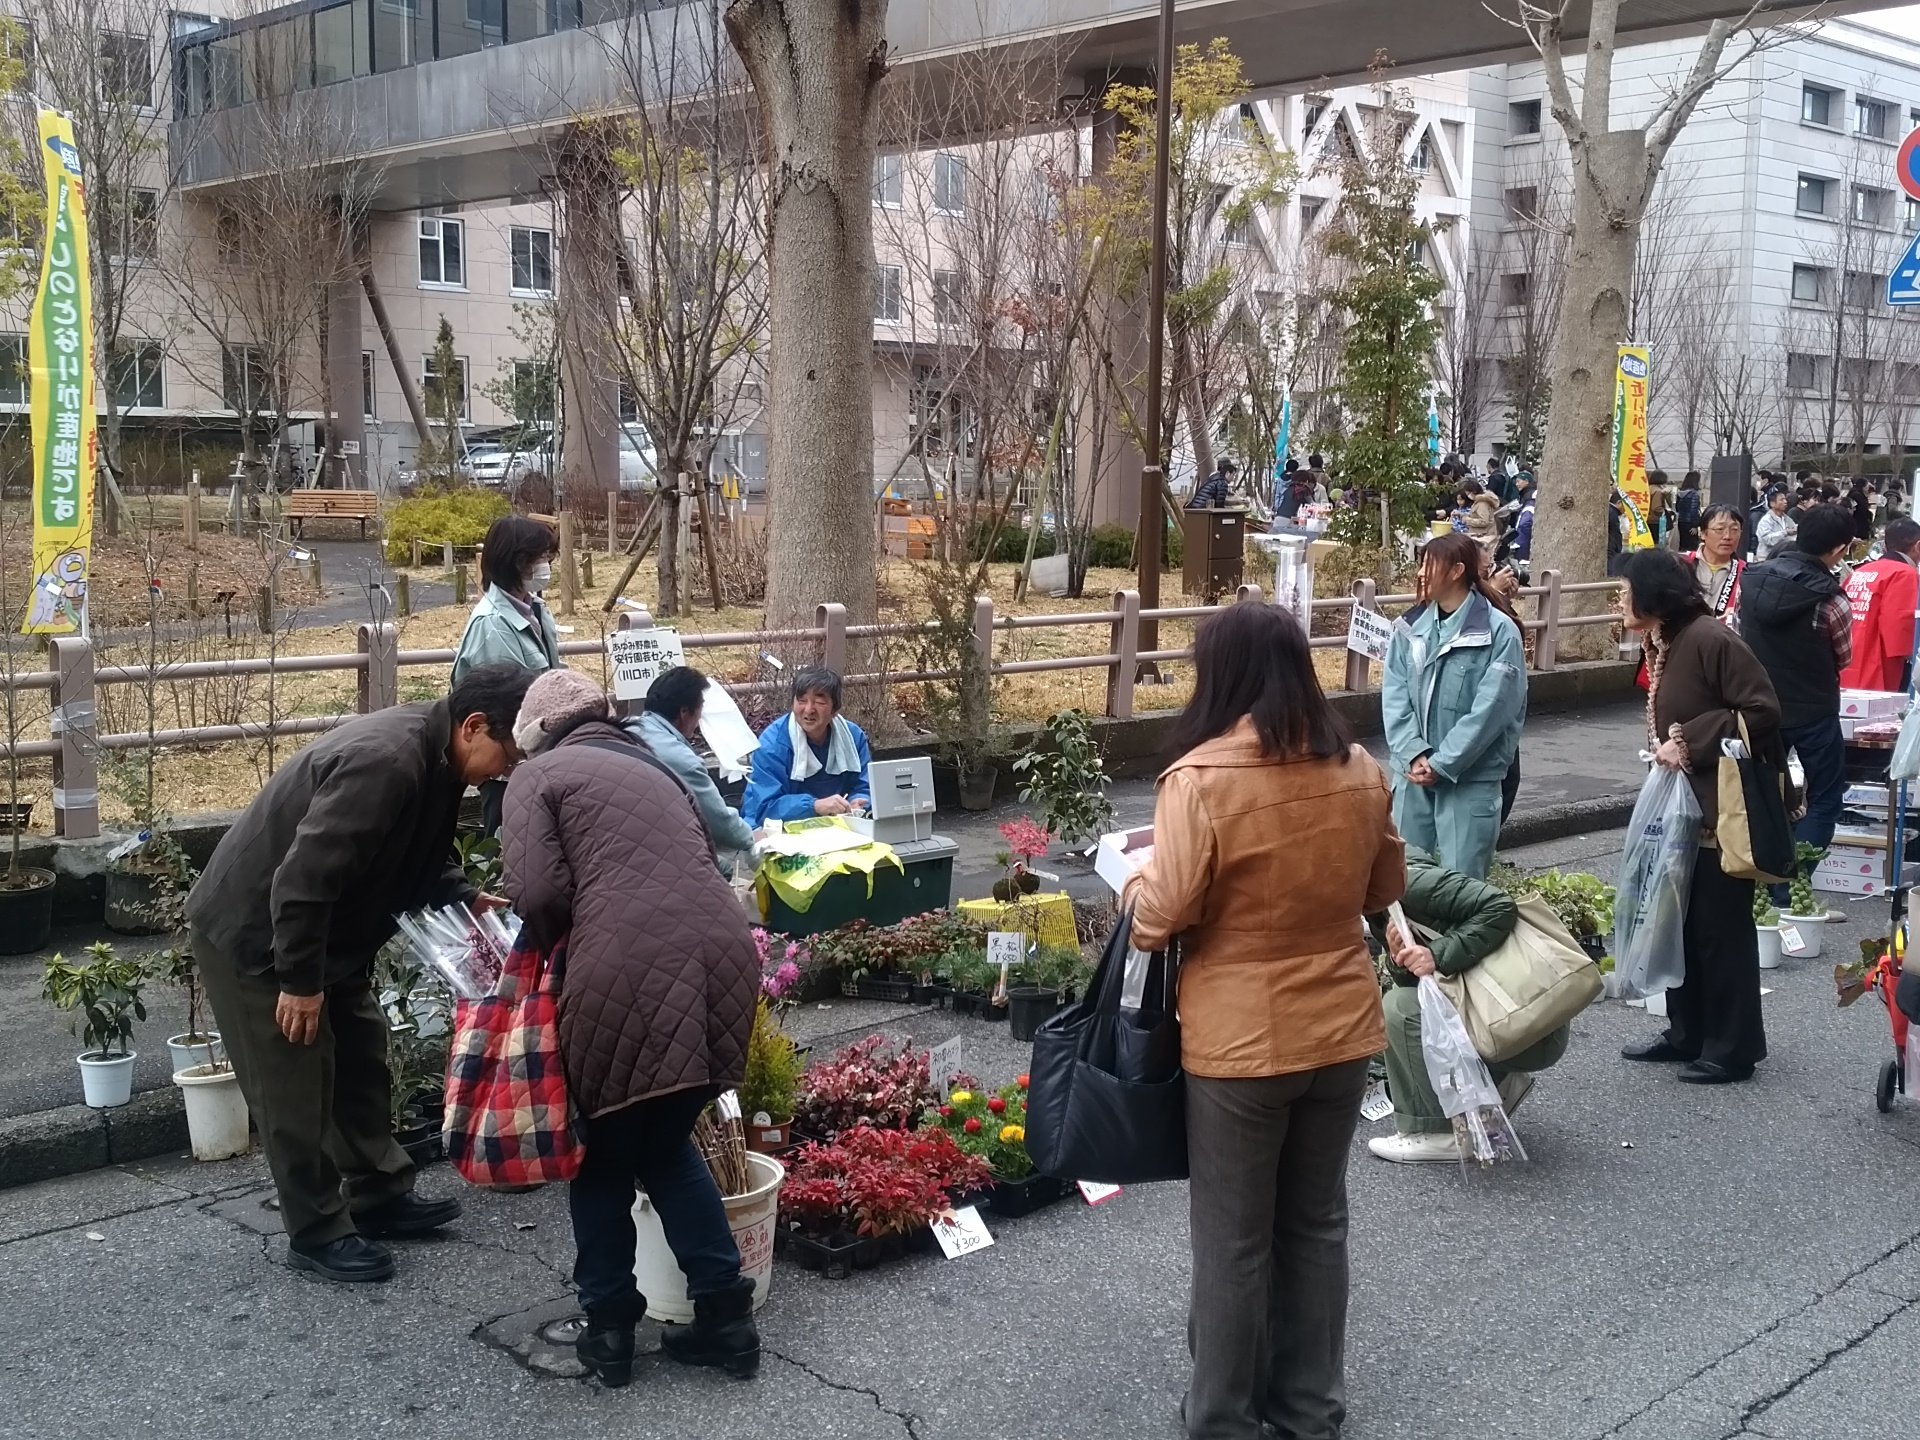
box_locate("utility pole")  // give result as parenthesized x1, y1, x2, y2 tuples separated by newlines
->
(1137, 0, 1175, 666)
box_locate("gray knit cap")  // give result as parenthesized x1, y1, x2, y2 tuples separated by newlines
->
(512, 668, 611, 756)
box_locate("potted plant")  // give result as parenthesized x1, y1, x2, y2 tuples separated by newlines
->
(1007, 944, 1084, 1042)
(1754, 890, 1784, 972)
(775, 1125, 989, 1275)
(1779, 843, 1828, 960)
(990, 817, 1052, 902)
(42, 942, 148, 1108)
(0, 501, 53, 955)
(153, 941, 225, 1074)
(1498, 868, 1615, 958)
(376, 939, 452, 1163)
(793, 1035, 941, 1141)
(741, 999, 803, 1153)
(922, 1075, 1066, 1217)
(1012, 709, 1116, 847)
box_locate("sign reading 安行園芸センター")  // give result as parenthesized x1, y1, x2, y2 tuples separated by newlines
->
(25, 109, 96, 637)
(606, 627, 686, 701)
(1612, 346, 1653, 552)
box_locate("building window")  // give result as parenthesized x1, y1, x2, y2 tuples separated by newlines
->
(873, 263, 902, 322)
(1845, 270, 1880, 308)
(1299, 198, 1324, 231)
(108, 340, 164, 409)
(1303, 97, 1328, 133)
(1409, 134, 1432, 172)
(1853, 184, 1891, 227)
(931, 268, 966, 326)
(222, 345, 270, 412)
(99, 31, 152, 107)
(1858, 96, 1892, 139)
(509, 225, 553, 294)
(1909, 196, 1920, 229)
(423, 352, 468, 419)
(0, 333, 25, 404)
(1503, 186, 1537, 223)
(1791, 264, 1826, 303)
(114, 187, 159, 261)
(418, 216, 465, 287)
(618, 379, 637, 423)
(214, 200, 246, 263)
(1797, 174, 1830, 215)
(1802, 83, 1837, 127)
(362, 350, 376, 419)
(933, 153, 966, 214)
(873, 153, 903, 208)
(1786, 352, 1820, 391)
(1508, 99, 1541, 136)
(1842, 357, 1879, 393)
(1501, 272, 1530, 306)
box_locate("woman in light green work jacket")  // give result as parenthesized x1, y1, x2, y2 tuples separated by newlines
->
(453, 514, 561, 830)
(1381, 531, 1527, 879)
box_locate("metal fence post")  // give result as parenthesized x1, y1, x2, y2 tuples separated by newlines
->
(972, 596, 995, 707)
(357, 622, 399, 713)
(1235, 584, 1264, 604)
(1535, 569, 1562, 672)
(1346, 578, 1377, 694)
(611, 605, 655, 720)
(1106, 588, 1140, 720)
(49, 636, 99, 840)
(606, 491, 619, 556)
(816, 603, 847, 674)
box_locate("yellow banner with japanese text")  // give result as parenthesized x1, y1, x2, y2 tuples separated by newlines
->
(1612, 345, 1653, 552)
(24, 108, 96, 635)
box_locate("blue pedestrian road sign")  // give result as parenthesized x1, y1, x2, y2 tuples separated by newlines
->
(1890, 232, 1920, 306)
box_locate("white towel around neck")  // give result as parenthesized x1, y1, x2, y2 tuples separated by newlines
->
(788, 712, 862, 783)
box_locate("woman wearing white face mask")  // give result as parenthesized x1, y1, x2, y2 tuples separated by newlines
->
(453, 515, 562, 831)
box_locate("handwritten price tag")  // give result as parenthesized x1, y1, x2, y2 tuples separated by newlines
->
(1077, 1181, 1122, 1206)
(1359, 1081, 1394, 1123)
(931, 1205, 995, 1259)
(1779, 924, 1807, 956)
(927, 1036, 964, 1097)
(987, 932, 1024, 968)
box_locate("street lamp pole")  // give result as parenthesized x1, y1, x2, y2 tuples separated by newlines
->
(1137, 0, 1175, 664)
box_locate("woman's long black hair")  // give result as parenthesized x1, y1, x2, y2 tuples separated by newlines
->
(1166, 602, 1352, 762)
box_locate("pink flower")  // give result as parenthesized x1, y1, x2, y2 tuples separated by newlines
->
(997, 817, 1052, 861)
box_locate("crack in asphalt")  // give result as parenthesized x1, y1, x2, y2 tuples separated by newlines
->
(1718, 1288, 1920, 1438)
(767, 1349, 924, 1439)
(1585, 1229, 1920, 1440)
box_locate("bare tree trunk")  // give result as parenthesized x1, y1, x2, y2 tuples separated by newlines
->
(726, 0, 887, 639)
(658, 462, 684, 613)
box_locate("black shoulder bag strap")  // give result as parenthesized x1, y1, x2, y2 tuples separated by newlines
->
(575, 735, 722, 870)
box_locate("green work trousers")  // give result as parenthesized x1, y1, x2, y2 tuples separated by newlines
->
(1380, 982, 1569, 1136)
(1391, 777, 1504, 880)
(193, 931, 415, 1247)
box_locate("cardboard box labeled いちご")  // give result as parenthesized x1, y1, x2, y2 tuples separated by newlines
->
(1813, 867, 1884, 898)
(1095, 826, 1156, 895)
(1840, 689, 1904, 720)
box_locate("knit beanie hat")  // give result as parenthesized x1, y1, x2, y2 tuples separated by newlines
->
(513, 668, 611, 757)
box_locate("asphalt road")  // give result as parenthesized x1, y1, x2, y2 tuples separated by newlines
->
(3, 827, 1916, 1440)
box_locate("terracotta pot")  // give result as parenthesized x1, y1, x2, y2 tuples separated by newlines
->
(745, 1116, 793, 1154)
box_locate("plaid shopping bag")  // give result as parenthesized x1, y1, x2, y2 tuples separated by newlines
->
(442, 932, 584, 1189)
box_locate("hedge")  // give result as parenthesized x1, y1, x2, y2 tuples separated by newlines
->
(383, 488, 511, 564)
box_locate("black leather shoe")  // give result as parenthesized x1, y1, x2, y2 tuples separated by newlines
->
(660, 1277, 760, 1379)
(287, 1234, 396, 1283)
(578, 1294, 646, 1389)
(1678, 1060, 1754, 1085)
(355, 1193, 462, 1238)
(1621, 1038, 1693, 1063)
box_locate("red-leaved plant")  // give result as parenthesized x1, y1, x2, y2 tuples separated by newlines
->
(794, 1035, 940, 1138)
(779, 1126, 991, 1239)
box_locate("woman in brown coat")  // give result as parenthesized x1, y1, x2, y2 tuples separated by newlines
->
(502, 669, 759, 1387)
(1618, 548, 1783, 1084)
(1123, 602, 1405, 1440)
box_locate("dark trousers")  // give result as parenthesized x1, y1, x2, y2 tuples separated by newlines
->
(569, 1087, 742, 1315)
(1500, 754, 1521, 826)
(1185, 1060, 1369, 1440)
(192, 931, 414, 1248)
(479, 778, 507, 837)
(1664, 847, 1767, 1071)
(1784, 715, 1846, 851)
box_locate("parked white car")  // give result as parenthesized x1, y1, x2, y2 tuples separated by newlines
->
(618, 428, 659, 492)
(465, 440, 550, 488)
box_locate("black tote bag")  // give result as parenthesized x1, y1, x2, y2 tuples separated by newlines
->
(1025, 910, 1187, 1185)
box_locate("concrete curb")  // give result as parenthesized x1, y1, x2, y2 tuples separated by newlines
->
(1497, 793, 1638, 850)
(0, 1086, 187, 1190)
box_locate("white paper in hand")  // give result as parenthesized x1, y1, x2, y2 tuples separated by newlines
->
(697, 680, 761, 780)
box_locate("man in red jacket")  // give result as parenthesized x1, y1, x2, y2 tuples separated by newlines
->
(1840, 517, 1920, 692)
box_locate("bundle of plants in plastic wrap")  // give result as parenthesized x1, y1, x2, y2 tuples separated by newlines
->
(1415, 973, 1526, 1169)
(392, 903, 518, 1000)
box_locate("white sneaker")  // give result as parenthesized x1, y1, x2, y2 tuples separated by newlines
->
(1497, 1072, 1536, 1115)
(1368, 1132, 1461, 1164)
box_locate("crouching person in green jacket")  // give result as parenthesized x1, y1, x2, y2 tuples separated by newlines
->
(1366, 849, 1569, 1164)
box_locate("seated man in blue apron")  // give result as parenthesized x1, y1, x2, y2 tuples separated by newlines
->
(742, 666, 873, 825)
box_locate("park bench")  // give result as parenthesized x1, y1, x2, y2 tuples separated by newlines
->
(284, 489, 380, 539)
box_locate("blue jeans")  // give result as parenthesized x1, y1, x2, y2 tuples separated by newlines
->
(1772, 716, 1846, 905)
(568, 1086, 741, 1314)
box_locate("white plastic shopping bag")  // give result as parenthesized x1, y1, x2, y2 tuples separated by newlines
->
(1612, 765, 1701, 1000)
(1416, 976, 1527, 1167)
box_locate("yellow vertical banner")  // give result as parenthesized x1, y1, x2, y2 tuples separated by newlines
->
(24, 109, 96, 635)
(1612, 345, 1653, 552)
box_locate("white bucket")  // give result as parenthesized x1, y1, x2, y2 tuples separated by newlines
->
(632, 1151, 785, 1324)
(174, 1063, 251, 1161)
(166, 1032, 226, 1075)
(1779, 914, 1825, 960)
(77, 1052, 136, 1108)
(1756, 925, 1784, 971)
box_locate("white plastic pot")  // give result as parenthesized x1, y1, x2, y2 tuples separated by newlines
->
(1756, 925, 1784, 971)
(633, 1151, 784, 1324)
(77, 1051, 137, 1109)
(166, 1032, 226, 1075)
(1779, 913, 1826, 960)
(174, 1063, 250, 1161)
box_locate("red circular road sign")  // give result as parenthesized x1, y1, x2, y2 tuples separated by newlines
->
(1899, 129, 1920, 202)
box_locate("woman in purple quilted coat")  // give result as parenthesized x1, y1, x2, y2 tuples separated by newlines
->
(501, 668, 760, 1389)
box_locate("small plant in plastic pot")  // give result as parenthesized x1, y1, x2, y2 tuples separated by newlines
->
(1779, 843, 1828, 960)
(42, 942, 148, 1109)
(1753, 888, 1784, 972)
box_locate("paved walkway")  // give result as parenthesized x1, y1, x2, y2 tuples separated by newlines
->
(1, 829, 1911, 1439)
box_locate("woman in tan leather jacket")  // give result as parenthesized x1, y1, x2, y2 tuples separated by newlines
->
(1125, 601, 1406, 1440)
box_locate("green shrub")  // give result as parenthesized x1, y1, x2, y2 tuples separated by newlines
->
(383, 488, 510, 564)
(1083, 522, 1180, 570)
(971, 521, 1056, 563)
